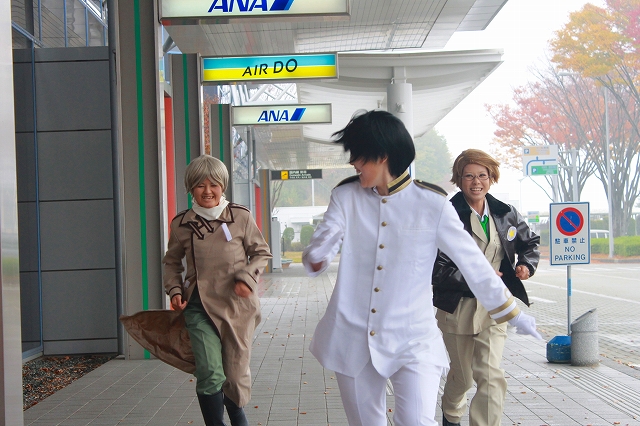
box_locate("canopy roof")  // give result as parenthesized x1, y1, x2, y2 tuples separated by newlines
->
(165, 0, 507, 169)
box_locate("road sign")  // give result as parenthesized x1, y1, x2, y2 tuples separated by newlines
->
(232, 104, 332, 125)
(550, 202, 590, 265)
(527, 211, 540, 223)
(522, 145, 558, 176)
(270, 169, 322, 180)
(202, 54, 338, 83)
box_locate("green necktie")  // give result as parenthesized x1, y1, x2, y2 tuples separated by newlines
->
(479, 215, 490, 240)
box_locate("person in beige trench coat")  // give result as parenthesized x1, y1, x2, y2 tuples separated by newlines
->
(164, 154, 272, 426)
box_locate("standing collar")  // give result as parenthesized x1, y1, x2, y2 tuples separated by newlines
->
(387, 170, 412, 195)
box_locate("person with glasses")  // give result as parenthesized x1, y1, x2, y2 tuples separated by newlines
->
(433, 149, 540, 426)
(303, 112, 541, 426)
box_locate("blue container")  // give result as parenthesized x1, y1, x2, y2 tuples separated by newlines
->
(547, 335, 571, 363)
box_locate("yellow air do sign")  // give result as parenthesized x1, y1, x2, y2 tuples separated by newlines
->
(202, 53, 337, 83)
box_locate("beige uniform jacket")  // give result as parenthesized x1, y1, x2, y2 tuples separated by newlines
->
(163, 204, 272, 406)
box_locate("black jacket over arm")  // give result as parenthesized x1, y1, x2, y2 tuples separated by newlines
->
(432, 192, 540, 314)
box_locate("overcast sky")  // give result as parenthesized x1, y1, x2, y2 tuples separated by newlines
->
(435, 0, 608, 213)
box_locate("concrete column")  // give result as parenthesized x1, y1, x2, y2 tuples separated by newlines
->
(171, 53, 201, 212)
(387, 67, 414, 175)
(113, 0, 165, 359)
(387, 67, 413, 136)
(0, 0, 24, 421)
(210, 104, 234, 202)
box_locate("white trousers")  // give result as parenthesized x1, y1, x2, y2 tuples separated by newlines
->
(336, 357, 443, 426)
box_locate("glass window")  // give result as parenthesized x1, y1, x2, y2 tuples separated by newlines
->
(66, 0, 87, 47)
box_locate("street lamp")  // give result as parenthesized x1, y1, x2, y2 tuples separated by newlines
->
(604, 89, 615, 258)
(559, 71, 614, 257)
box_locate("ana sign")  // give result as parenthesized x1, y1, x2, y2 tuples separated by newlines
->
(232, 104, 331, 125)
(550, 202, 590, 265)
(202, 54, 338, 83)
(161, 0, 349, 23)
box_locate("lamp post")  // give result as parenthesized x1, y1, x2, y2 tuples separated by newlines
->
(604, 89, 615, 258)
(559, 71, 614, 257)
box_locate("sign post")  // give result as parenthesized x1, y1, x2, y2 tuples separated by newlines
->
(550, 202, 590, 334)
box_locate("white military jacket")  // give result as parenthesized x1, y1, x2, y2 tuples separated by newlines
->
(302, 171, 520, 378)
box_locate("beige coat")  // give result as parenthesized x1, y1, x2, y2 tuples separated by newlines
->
(163, 204, 271, 406)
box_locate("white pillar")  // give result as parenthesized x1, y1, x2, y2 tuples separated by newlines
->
(0, 0, 25, 420)
(387, 67, 414, 174)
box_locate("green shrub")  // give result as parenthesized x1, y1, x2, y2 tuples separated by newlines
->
(591, 235, 640, 256)
(290, 242, 305, 252)
(282, 227, 295, 251)
(300, 225, 315, 247)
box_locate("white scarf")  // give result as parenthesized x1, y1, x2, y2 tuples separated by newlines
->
(192, 196, 229, 221)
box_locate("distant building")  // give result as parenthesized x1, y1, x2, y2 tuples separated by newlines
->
(272, 206, 328, 241)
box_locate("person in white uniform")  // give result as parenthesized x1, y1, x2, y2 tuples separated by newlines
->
(302, 110, 542, 426)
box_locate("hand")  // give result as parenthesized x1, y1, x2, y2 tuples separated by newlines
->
(171, 294, 187, 311)
(515, 265, 531, 280)
(234, 281, 252, 298)
(310, 261, 324, 272)
(495, 270, 503, 277)
(508, 312, 543, 340)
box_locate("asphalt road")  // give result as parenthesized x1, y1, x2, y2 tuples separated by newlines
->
(524, 261, 640, 370)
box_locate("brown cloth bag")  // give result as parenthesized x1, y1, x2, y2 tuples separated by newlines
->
(120, 310, 196, 374)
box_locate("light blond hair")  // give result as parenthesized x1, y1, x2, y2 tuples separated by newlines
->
(184, 155, 229, 195)
(451, 149, 500, 188)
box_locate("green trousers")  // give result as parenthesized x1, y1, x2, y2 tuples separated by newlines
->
(183, 289, 226, 396)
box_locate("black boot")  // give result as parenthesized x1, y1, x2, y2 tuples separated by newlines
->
(443, 413, 461, 426)
(197, 391, 227, 426)
(224, 395, 249, 426)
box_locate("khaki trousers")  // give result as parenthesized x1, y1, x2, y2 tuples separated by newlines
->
(441, 322, 508, 426)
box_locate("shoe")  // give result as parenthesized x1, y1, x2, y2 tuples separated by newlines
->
(197, 391, 227, 426)
(224, 395, 249, 426)
(443, 413, 461, 426)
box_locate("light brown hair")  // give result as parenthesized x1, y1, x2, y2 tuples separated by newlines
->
(451, 149, 500, 188)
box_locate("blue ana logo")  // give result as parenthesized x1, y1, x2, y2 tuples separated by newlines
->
(208, 0, 294, 13)
(257, 108, 306, 123)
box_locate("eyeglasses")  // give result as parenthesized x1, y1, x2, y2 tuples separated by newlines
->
(462, 173, 490, 181)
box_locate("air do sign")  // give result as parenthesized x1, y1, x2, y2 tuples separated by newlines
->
(549, 202, 590, 265)
(202, 54, 338, 83)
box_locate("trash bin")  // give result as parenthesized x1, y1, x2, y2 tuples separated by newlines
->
(547, 335, 571, 363)
(570, 308, 599, 366)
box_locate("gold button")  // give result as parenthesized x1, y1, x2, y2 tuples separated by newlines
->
(374, 287, 380, 292)
(379, 244, 385, 249)
(382, 199, 388, 204)
(381, 221, 387, 227)
(377, 265, 383, 270)
(371, 308, 377, 313)
(370, 330, 376, 336)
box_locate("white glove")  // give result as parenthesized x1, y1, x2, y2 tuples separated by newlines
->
(508, 312, 543, 340)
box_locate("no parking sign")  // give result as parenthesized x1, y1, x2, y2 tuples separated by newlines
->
(550, 202, 590, 265)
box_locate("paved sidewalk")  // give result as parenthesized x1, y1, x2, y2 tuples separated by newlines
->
(24, 263, 640, 426)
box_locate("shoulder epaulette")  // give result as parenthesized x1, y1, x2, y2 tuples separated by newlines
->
(173, 210, 188, 220)
(229, 203, 250, 212)
(335, 175, 360, 188)
(414, 180, 447, 196)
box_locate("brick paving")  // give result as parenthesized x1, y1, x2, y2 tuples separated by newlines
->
(24, 261, 640, 426)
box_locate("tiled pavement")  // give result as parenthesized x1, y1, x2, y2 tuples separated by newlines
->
(24, 262, 640, 426)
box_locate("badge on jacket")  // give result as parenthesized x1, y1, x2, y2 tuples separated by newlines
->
(507, 226, 517, 241)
